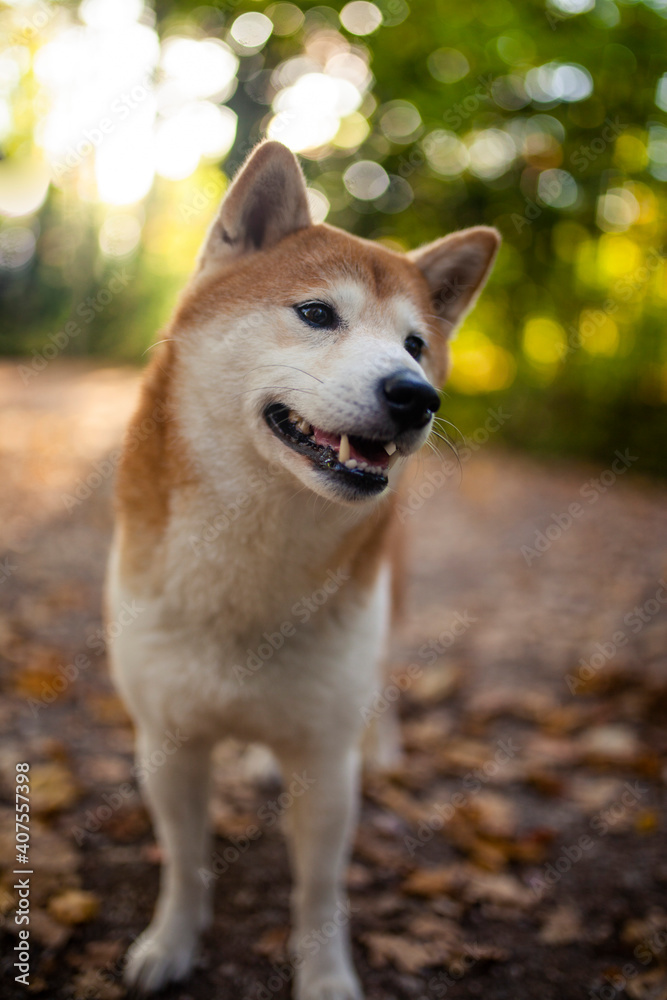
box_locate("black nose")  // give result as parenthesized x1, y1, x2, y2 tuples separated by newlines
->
(381, 371, 441, 431)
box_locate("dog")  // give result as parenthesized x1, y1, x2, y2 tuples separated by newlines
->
(106, 139, 499, 999)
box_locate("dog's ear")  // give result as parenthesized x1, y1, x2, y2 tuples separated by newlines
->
(410, 226, 501, 332)
(198, 141, 311, 269)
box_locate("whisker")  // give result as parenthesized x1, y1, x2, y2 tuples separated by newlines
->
(142, 338, 171, 356)
(430, 428, 458, 454)
(242, 364, 324, 384)
(218, 386, 319, 406)
(433, 414, 463, 439)
(431, 431, 461, 468)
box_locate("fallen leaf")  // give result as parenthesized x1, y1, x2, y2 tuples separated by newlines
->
(27, 908, 71, 949)
(401, 714, 454, 752)
(68, 939, 125, 970)
(48, 889, 100, 925)
(569, 776, 624, 813)
(102, 804, 151, 843)
(625, 968, 667, 1000)
(69, 969, 125, 1000)
(464, 872, 534, 909)
(407, 913, 463, 947)
(409, 662, 462, 704)
(362, 932, 453, 973)
(578, 725, 641, 765)
(365, 781, 432, 826)
(87, 693, 132, 726)
(402, 865, 466, 899)
(622, 908, 667, 946)
(539, 903, 583, 945)
(635, 809, 659, 833)
(462, 790, 518, 839)
(29, 762, 80, 816)
(466, 686, 557, 723)
(253, 926, 289, 962)
(347, 863, 372, 890)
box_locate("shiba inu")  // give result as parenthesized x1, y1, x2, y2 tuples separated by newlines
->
(107, 140, 499, 999)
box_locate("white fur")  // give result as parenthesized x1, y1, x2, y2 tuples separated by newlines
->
(108, 478, 391, 998)
(107, 276, 413, 997)
(106, 142, 498, 999)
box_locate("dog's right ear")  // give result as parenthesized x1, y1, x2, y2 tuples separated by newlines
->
(197, 141, 311, 270)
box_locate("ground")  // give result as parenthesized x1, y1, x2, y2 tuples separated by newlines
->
(0, 361, 666, 1000)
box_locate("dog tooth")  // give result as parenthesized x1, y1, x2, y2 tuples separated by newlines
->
(387, 452, 400, 469)
(344, 459, 358, 469)
(383, 441, 397, 456)
(338, 433, 350, 463)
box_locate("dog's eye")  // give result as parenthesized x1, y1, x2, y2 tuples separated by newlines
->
(404, 334, 425, 361)
(295, 302, 337, 329)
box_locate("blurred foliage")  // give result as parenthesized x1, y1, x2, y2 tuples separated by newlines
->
(0, 0, 666, 473)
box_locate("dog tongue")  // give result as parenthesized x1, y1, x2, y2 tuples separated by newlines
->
(312, 427, 389, 468)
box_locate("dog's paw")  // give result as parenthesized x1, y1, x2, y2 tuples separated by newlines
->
(124, 924, 198, 993)
(297, 972, 363, 1000)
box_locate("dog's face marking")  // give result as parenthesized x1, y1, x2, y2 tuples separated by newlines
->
(171, 142, 500, 505)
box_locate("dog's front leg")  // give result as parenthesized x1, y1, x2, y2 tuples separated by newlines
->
(278, 743, 363, 1000)
(124, 728, 213, 993)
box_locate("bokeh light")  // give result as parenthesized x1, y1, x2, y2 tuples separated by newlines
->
(339, 2, 383, 36)
(0, 0, 665, 470)
(230, 12, 273, 50)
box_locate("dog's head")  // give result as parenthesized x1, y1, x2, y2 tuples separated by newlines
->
(174, 141, 500, 504)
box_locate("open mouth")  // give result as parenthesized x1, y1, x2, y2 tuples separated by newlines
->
(264, 402, 399, 496)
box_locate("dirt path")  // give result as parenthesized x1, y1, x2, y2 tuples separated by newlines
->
(1, 361, 666, 1000)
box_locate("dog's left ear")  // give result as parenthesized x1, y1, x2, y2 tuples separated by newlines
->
(410, 226, 501, 332)
(198, 141, 311, 270)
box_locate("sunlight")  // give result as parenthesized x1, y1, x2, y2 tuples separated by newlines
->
(269, 71, 363, 152)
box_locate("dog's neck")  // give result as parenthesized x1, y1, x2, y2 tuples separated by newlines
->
(116, 342, 393, 625)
